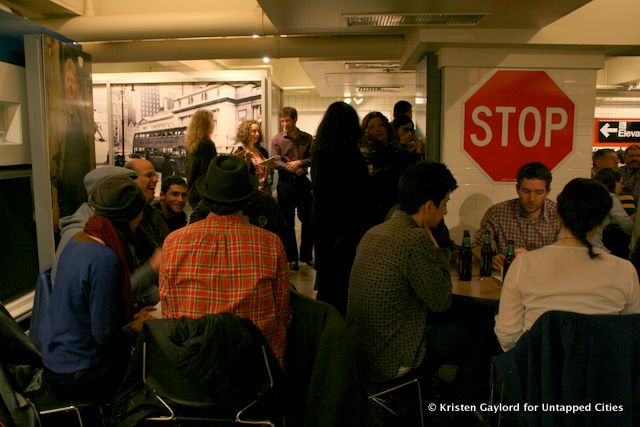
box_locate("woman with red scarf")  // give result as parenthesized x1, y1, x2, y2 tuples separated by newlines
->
(43, 175, 156, 399)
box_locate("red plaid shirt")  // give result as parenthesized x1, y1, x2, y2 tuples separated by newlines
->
(474, 198, 560, 255)
(159, 213, 292, 365)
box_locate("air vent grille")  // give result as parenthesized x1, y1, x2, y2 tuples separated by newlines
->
(343, 13, 486, 27)
(345, 62, 400, 71)
(356, 86, 401, 93)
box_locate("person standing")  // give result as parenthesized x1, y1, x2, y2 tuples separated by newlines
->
(311, 101, 371, 316)
(233, 120, 273, 194)
(271, 107, 313, 270)
(185, 109, 217, 209)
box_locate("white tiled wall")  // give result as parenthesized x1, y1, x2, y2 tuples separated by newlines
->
(595, 103, 640, 118)
(442, 67, 597, 243)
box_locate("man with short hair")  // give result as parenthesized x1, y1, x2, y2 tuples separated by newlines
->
(591, 148, 619, 177)
(152, 175, 187, 232)
(621, 145, 640, 204)
(160, 155, 292, 367)
(392, 99, 413, 119)
(125, 159, 170, 250)
(348, 161, 491, 414)
(473, 161, 560, 270)
(271, 106, 314, 270)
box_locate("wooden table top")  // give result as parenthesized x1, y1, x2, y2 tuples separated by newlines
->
(452, 273, 502, 304)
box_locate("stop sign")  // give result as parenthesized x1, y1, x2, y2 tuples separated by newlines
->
(463, 70, 575, 181)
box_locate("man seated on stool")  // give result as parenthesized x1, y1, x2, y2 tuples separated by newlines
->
(472, 161, 560, 271)
(159, 155, 292, 368)
(152, 175, 188, 232)
(348, 161, 492, 424)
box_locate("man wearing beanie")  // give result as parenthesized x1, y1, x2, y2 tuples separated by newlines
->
(160, 155, 292, 368)
(43, 175, 156, 400)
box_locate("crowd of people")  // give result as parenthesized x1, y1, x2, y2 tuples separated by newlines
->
(35, 98, 640, 425)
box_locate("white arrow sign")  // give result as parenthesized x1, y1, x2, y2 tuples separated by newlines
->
(600, 122, 618, 138)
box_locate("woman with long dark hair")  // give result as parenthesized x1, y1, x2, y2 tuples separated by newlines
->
(311, 101, 371, 316)
(495, 178, 640, 351)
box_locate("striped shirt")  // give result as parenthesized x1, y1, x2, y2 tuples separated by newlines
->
(159, 213, 292, 365)
(474, 198, 560, 255)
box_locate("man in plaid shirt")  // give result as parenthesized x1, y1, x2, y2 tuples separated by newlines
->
(473, 162, 560, 271)
(160, 155, 292, 367)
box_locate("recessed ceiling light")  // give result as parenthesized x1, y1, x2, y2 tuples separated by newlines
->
(262, 57, 270, 64)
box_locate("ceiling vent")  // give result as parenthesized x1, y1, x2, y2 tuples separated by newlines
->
(356, 86, 401, 93)
(343, 13, 487, 27)
(345, 61, 400, 71)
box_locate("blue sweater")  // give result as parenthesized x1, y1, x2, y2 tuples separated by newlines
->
(43, 238, 125, 374)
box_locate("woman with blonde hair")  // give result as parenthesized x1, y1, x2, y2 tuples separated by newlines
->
(185, 109, 217, 207)
(232, 120, 272, 193)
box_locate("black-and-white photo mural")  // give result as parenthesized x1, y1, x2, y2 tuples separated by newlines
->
(93, 80, 263, 176)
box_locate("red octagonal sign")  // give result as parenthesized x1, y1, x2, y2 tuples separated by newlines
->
(463, 70, 575, 182)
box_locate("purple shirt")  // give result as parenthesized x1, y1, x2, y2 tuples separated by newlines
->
(271, 129, 313, 175)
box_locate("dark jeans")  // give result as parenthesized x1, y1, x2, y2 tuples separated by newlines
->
(46, 344, 130, 400)
(276, 175, 313, 262)
(416, 307, 495, 405)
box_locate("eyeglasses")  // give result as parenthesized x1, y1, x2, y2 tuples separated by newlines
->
(400, 127, 414, 134)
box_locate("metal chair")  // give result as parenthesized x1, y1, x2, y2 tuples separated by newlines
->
(30, 390, 106, 427)
(366, 372, 425, 427)
(141, 317, 278, 426)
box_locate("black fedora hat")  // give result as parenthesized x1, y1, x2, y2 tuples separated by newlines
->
(197, 155, 257, 204)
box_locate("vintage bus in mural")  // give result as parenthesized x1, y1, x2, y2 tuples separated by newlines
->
(132, 113, 188, 176)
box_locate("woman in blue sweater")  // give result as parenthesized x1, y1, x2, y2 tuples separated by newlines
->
(43, 175, 155, 399)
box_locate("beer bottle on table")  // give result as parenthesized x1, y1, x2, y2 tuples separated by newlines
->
(479, 232, 493, 277)
(458, 230, 472, 281)
(502, 240, 516, 281)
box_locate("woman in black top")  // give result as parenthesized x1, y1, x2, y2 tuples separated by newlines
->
(186, 109, 217, 208)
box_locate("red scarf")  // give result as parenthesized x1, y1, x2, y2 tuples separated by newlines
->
(84, 215, 134, 321)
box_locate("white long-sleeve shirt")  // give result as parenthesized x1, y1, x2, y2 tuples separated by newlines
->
(495, 244, 640, 351)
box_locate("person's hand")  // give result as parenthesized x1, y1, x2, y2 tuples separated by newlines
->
(284, 160, 302, 172)
(493, 254, 505, 271)
(148, 248, 162, 273)
(515, 247, 528, 256)
(293, 166, 306, 176)
(130, 306, 158, 333)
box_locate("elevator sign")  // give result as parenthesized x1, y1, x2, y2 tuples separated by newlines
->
(597, 120, 640, 143)
(463, 70, 575, 182)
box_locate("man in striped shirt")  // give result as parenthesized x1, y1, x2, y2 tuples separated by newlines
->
(159, 155, 292, 367)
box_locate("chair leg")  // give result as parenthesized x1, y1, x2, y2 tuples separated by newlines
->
(144, 394, 176, 421)
(368, 378, 425, 427)
(39, 406, 84, 427)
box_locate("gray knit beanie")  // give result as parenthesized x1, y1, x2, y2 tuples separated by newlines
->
(89, 175, 145, 223)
